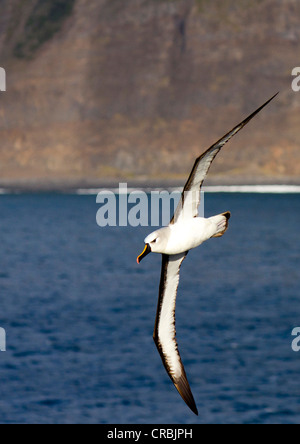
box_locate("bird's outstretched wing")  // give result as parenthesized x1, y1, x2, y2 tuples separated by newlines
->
(153, 253, 198, 415)
(171, 93, 279, 224)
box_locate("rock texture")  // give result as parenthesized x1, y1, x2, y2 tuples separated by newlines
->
(0, 0, 299, 188)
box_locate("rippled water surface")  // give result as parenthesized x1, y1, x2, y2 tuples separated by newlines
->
(0, 193, 299, 424)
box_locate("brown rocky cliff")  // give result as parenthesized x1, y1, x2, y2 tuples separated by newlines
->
(0, 0, 299, 187)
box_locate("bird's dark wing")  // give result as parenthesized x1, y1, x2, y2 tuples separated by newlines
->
(171, 93, 279, 224)
(153, 253, 198, 416)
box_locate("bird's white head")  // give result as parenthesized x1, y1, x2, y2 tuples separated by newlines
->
(137, 228, 169, 264)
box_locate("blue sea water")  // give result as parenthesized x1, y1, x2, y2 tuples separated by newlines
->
(0, 193, 300, 424)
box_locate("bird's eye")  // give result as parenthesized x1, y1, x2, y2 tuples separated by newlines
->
(153, 239, 157, 243)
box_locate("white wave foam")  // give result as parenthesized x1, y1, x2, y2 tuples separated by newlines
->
(203, 185, 300, 194)
(76, 185, 300, 195)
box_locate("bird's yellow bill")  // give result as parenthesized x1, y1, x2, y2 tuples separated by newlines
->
(137, 244, 151, 264)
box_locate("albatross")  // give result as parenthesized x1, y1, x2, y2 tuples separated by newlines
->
(137, 93, 278, 416)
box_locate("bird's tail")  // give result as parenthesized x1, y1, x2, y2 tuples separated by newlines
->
(210, 212, 231, 238)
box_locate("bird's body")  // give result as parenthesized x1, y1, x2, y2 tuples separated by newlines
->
(145, 213, 230, 256)
(137, 93, 278, 416)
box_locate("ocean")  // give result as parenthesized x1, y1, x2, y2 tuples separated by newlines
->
(0, 192, 299, 424)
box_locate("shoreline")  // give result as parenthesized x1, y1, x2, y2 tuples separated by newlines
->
(1, 179, 300, 195)
(1, 175, 300, 193)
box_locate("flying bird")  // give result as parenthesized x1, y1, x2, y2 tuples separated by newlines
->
(137, 93, 278, 415)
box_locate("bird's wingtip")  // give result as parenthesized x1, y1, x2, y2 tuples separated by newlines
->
(175, 374, 199, 416)
(191, 404, 199, 416)
(271, 91, 280, 100)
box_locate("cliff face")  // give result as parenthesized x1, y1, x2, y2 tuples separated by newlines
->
(0, 0, 299, 187)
